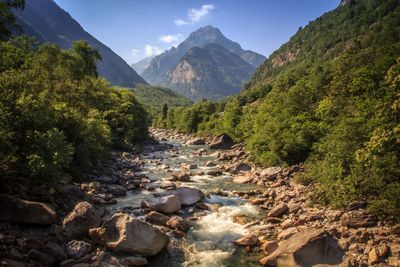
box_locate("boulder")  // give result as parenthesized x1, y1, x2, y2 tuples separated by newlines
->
(186, 138, 206, 145)
(166, 216, 191, 232)
(181, 164, 197, 170)
(209, 134, 234, 149)
(65, 240, 92, 260)
(0, 194, 56, 225)
(106, 184, 127, 196)
(63, 201, 102, 240)
(206, 169, 223, 176)
(145, 211, 170, 226)
(261, 167, 282, 180)
(260, 241, 279, 254)
(340, 211, 377, 228)
(268, 203, 288, 218)
(171, 172, 191, 182)
(89, 213, 169, 256)
(231, 163, 252, 174)
(142, 195, 181, 214)
(260, 229, 344, 266)
(233, 176, 253, 184)
(233, 234, 259, 246)
(120, 256, 148, 266)
(172, 187, 204, 206)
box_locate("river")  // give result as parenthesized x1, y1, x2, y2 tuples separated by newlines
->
(107, 137, 266, 266)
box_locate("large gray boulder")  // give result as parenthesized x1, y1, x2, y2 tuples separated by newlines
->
(172, 187, 204, 206)
(142, 195, 181, 214)
(62, 201, 102, 240)
(89, 213, 169, 256)
(209, 134, 234, 149)
(186, 138, 206, 145)
(260, 229, 344, 266)
(0, 194, 56, 225)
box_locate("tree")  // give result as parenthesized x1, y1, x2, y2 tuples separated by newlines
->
(0, 0, 25, 40)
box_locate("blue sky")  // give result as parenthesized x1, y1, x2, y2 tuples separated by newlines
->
(54, 0, 340, 65)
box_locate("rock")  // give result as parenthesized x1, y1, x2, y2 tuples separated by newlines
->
(43, 243, 67, 261)
(233, 176, 253, 184)
(260, 229, 344, 266)
(89, 213, 169, 256)
(106, 184, 127, 196)
(278, 227, 298, 240)
(0, 194, 56, 225)
(347, 200, 367, 210)
(159, 181, 176, 190)
(325, 210, 343, 222)
(260, 167, 282, 180)
(186, 138, 205, 145)
(209, 134, 234, 149)
(368, 247, 380, 265)
(142, 195, 181, 214)
(171, 172, 191, 182)
(205, 161, 216, 167)
(88, 182, 101, 191)
(206, 169, 223, 176)
(260, 241, 279, 254)
(166, 216, 191, 232)
(145, 211, 170, 226)
(181, 164, 197, 170)
(231, 163, 252, 174)
(120, 256, 148, 266)
(66, 240, 92, 259)
(233, 234, 259, 246)
(172, 187, 204, 206)
(340, 211, 377, 228)
(267, 203, 288, 218)
(28, 249, 56, 266)
(63, 201, 102, 240)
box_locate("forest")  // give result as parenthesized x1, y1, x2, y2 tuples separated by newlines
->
(0, 1, 149, 184)
(156, 0, 400, 220)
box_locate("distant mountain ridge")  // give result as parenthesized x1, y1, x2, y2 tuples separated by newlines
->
(131, 56, 153, 75)
(167, 43, 255, 100)
(141, 25, 265, 100)
(14, 0, 146, 87)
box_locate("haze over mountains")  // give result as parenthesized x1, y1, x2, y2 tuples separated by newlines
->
(141, 26, 266, 101)
(14, 0, 146, 87)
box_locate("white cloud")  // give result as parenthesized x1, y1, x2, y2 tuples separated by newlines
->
(159, 34, 182, 44)
(175, 4, 215, 26)
(188, 4, 214, 22)
(131, 48, 140, 57)
(144, 44, 163, 57)
(174, 19, 189, 26)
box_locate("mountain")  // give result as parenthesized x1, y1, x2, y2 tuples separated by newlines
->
(14, 0, 146, 87)
(131, 56, 153, 75)
(132, 84, 192, 108)
(167, 43, 255, 100)
(141, 25, 265, 99)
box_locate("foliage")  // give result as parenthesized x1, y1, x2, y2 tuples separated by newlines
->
(162, 0, 400, 220)
(0, 0, 24, 40)
(0, 36, 148, 183)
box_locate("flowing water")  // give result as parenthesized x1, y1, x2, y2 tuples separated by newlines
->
(108, 139, 266, 267)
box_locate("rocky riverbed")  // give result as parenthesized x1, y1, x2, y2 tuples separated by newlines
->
(0, 128, 399, 267)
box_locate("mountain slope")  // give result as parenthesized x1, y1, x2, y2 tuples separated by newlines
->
(132, 84, 192, 108)
(161, 0, 400, 218)
(166, 43, 255, 100)
(131, 56, 153, 75)
(14, 0, 146, 87)
(142, 25, 265, 87)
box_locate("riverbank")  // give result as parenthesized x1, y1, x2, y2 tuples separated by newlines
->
(0, 128, 399, 267)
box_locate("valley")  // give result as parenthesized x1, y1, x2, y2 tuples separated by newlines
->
(0, 0, 399, 266)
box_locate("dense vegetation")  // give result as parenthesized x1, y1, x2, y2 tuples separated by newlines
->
(162, 0, 400, 220)
(0, 10, 149, 184)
